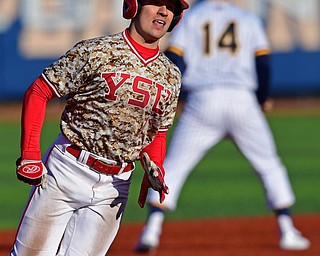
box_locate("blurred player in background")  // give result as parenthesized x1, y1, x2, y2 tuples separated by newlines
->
(10, 0, 189, 255)
(135, 0, 310, 252)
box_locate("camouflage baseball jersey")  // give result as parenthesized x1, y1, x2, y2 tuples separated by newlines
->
(43, 31, 181, 163)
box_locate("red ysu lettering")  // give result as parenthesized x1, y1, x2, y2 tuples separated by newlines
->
(128, 76, 151, 108)
(102, 72, 130, 101)
(102, 72, 171, 115)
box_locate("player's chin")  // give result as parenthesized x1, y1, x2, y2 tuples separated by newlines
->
(151, 24, 170, 36)
(146, 30, 167, 43)
(156, 29, 169, 38)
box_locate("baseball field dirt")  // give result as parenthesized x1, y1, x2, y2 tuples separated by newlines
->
(1, 214, 319, 256)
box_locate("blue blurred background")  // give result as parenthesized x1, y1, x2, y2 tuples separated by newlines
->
(0, 0, 319, 100)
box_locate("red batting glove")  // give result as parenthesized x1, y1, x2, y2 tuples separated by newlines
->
(138, 152, 169, 208)
(16, 158, 47, 189)
(138, 174, 151, 208)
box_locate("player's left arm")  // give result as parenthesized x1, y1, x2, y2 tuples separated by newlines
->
(138, 131, 169, 208)
(255, 50, 272, 112)
(136, 56, 182, 207)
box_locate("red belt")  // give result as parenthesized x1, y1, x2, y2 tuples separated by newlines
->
(66, 145, 133, 175)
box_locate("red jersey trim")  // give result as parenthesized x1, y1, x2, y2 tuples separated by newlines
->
(122, 30, 160, 65)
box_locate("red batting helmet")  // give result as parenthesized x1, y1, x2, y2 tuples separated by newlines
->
(123, 0, 189, 32)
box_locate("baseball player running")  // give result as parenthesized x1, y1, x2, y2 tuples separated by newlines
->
(135, 0, 310, 252)
(10, 0, 189, 255)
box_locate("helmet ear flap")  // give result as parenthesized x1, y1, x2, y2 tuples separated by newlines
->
(168, 0, 189, 32)
(168, 15, 181, 32)
(123, 0, 140, 19)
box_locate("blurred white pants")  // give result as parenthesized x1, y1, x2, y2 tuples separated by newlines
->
(148, 88, 295, 211)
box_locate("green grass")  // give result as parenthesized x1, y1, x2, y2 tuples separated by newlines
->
(0, 114, 319, 229)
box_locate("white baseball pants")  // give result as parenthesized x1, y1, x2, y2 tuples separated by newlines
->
(10, 134, 132, 256)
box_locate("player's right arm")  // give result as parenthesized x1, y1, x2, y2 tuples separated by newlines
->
(20, 75, 58, 160)
(164, 46, 186, 75)
(164, 46, 188, 114)
(17, 40, 88, 187)
(251, 13, 272, 112)
(16, 75, 58, 188)
(255, 50, 271, 107)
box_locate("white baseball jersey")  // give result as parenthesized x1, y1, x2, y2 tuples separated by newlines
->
(147, 1, 295, 212)
(170, 1, 270, 91)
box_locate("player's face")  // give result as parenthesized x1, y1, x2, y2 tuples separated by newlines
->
(131, 2, 175, 47)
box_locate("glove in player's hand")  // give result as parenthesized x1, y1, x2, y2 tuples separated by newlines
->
(16, 158, 47, 189)
(138, 152, 169, 208)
